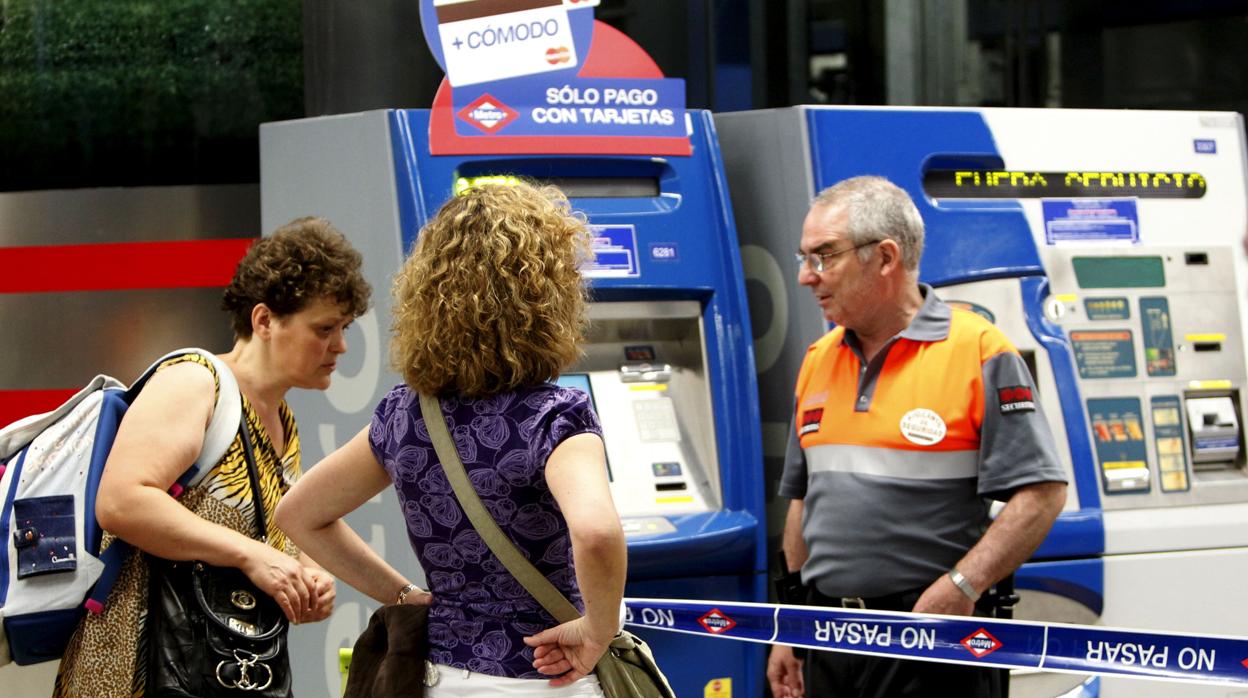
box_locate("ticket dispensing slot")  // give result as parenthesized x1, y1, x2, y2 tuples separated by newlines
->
(559, 300, 721, 535)
(1185, 393, 1242, 470)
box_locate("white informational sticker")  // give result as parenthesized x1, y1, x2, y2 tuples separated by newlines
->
(899, 408, 947, 446)
(435, 0, 578, 87)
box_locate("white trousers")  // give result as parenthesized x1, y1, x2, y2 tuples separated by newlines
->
(424, 663, 605, 697)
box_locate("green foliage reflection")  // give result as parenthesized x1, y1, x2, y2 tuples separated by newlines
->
(0, 0, 302, 190)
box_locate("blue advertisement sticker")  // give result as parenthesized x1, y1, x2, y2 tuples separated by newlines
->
(1194, 139, 1217, 154)
(585, 224, 640, 278)
(453, 78, 687, 139)
(1043, 199, 1140, 244)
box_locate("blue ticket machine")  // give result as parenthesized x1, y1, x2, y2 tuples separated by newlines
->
(262, 108, 766, 697)
(718, 106, 1248, 697)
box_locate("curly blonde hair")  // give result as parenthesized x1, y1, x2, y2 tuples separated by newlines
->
(391, 183, 592, 397)
(222, 217, 371, 338)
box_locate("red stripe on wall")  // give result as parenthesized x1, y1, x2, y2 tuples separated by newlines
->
(0, 389, 79, 430)
(0, 238, 254, 294)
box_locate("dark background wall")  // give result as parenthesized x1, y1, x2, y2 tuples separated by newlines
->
(2, 0, 1245, 193)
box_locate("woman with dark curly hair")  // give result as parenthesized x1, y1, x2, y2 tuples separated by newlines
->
(278, 183, 626, 696)
(53, 217, 371, 698)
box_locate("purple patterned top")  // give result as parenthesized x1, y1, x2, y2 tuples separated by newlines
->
(369, 383, 603, 679)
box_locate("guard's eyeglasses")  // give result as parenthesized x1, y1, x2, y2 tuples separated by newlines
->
(794, 240, 881, 273)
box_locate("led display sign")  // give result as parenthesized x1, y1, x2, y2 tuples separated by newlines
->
(924, 170, 1206, 199)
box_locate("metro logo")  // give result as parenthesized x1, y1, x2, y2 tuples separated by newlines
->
(961, 628, 1002, 658)
(546, 46, 571, 64)
(998, 385, 1035, 413)
(698, 608, 738, 634)
(457, 94, 519, 134)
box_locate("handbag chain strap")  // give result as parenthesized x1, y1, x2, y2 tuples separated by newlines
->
(419, 392, 580, 624)
(237, 408, 268, 542)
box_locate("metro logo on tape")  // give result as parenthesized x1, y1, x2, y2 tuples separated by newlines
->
(698, 609, 738, 635)
(458, 94, 519, 132)
(962, 628, 1003, 658)
(435, 0, 578, 87)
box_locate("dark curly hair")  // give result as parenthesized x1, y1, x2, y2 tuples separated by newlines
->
(222, 217, 372, 338)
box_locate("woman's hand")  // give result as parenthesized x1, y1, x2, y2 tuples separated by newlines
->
(303, 568, 337, 622)
(239, 542, 319, 623)
(524, 618, 612, 687)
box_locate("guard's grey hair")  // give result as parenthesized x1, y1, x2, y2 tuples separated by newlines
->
(811, 175, 925, 272)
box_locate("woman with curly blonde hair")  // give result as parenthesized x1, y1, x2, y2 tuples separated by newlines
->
(278, 182, 626, 697)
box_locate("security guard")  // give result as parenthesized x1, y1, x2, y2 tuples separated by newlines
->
(766, 176, 1068, 698)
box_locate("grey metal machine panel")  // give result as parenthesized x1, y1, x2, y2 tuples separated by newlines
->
(715, 108, 823, 537)
(261, 111, 418, 698)
(1045, 245, 1248, 511)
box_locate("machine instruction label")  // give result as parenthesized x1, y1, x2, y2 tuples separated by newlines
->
(1071, 330, 1137, 379)
(1087, 397, 1150, 494)
(1043, 199, 1140, 244)
(1151, 396, 1190, 492)
(584, 224, 640, 278)
(1140, 297, 1176, 377)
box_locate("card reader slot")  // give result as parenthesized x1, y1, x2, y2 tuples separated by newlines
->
(654, 482, 687, 492)
(1193, 342, 1222, 352)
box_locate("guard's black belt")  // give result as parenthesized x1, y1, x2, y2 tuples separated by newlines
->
(807, 586, 1001, 614)
(807, 586, 924, 612)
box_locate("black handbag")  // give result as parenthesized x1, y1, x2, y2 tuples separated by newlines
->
(146, 417, 292, 697)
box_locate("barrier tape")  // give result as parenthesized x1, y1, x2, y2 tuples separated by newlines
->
(622, 597, 1248, 687)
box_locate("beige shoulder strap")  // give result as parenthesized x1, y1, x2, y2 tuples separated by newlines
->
(418, 392, 581, 624)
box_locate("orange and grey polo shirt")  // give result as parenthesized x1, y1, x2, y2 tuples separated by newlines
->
(778, 284, 1066, 598)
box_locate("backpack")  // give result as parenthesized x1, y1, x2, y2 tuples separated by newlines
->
(0, 348, 241, 666)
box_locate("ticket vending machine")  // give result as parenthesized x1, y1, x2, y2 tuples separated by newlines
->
(262, 109, 766, 697)
(718, 106, 1248, 697)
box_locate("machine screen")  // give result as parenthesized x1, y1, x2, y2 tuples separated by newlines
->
(1072, 256, 1166, 288)
(555, 372, 613, 481)
(1068, 257, 1163, 289)
(923, 169, 1206, 199)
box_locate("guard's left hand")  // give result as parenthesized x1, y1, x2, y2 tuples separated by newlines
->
(911, 575, 975, 616)
(302, 568, 336, 622)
